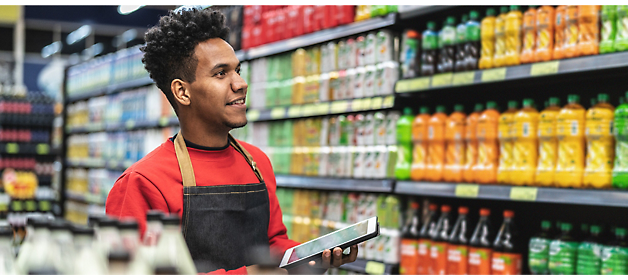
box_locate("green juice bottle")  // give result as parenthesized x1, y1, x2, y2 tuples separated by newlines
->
(601, 227, 628, 275)
(529, 220, 554, 274)
(615, 6, 628, 51)
(613, 92, 628, 188)
(600, 5, 618, 54)
(394, 108, 414, 180)
(548, 222, 579, 275)
(576, 225, 604, 275)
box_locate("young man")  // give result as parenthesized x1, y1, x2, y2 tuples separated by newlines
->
(105, 7, 357, 275)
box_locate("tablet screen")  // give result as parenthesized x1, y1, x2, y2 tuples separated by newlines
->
(286, 220, 369, 265)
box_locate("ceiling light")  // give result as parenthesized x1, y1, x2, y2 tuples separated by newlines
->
(118, 5, 145, 15)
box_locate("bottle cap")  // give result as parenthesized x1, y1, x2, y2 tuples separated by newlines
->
(420, 106, 430, 114)
(510, 5, 520, 11)
(118, 219, 139, 230)
(154, 266, 179, 275)
(500, 6, 509, 14)
(458, 206, 468, 214)
(470, 10, 479, 19)
(49, 219, 71, 231)
(561, 222, 573, 231)
(616, 227, 627, 236)
(71, 226, 95, 236)
(598, 93, 609, 103)
(410, 202, 420, 209)
(590, 225, 601, 234)
(486, 8, 496, 17)
(406, 30, 419, 38)
(108, 250, 131, 262)
(441, 205, 451, 212)
(486, 101, 497, 110)
(503, 210, 514, 218)
(161, 214, 181, 226)
(590, 98, 598, 107)
(427, 21, 436, 30)
(541, 220, 551, 229)
(32, 218, 51, 229)
(98, 217, 119, 228)
(523, 99, 534, 107)
(549, 97, 560, 106)
(461, 14, 468, 23)
(581, 223, 589, 232)
(403, 107, 413, 115)
(454, 104, 464, 112)
(474, 103, 484, 112)
(146, 210, 165, 222)
(429, 204, 438, 211)
(479, 208, 490, 216)
(447, 16, 456, 25)
(528, 5, 538, 9)
(508, 100, 518, 109)
(436, 105, 446, 113)
(87, 214, 105, 227)
(568, 94, 580, 104)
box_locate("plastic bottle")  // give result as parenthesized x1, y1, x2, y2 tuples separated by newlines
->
(553, 6, 567, 60)
(400, 30, 420, 79)
(72, 226, 107, 275)
(447, 206, 470, 275)
(421, 21, 438, 76)
(601, 227, 628, 275)
(521, 6, 538, 64)
(615, 6, 628, 52)
(400, 201, 421, 275)
(511, 98, 539, 186)
(417, 204, 439, 275)
(504, 6, 523, 66)
(438, 16, 457, 73)
(555, 94, 586, 188)
(535, 6, 555, 62)
(463, 103, 484, 183)
(536, 97, 561, 187)
(576, 225, 604, 275)
(49, 220, 75, 274)
(529, 220, 554, 275)
(493, 6, 509, 68)
(578, 5, 600, 56)
(563, 6, 579, 58)
(0, 226, 15, 275)
(468, 208, 494, 275)
(430, 205, 452, 275)
(465, 10, 482, 70)
(395, 108, 414, 180)
(443, 104, 467, 183)
(425, 106, 447, 182)
(548, 222, 579, 275)
(497, 101, 518, 185)
(479, 9, 496, 69)
(18, 219, 62, 275)
(118, 219, 140, 258)
(613, 92, 628, 188)
(600, 6, 618, 54)
(411, 107, 431, 181)
(455, 14, 469, 72)
(474, 101, 500, 184)
(97, 217, 123, 255)
(584, 93, 615, 188)
(491, 210, 522, 275)
(154, 215, 197, 275)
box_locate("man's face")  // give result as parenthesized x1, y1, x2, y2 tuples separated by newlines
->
(187, 38, 247, 131)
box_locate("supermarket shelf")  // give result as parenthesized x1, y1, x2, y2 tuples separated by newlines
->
(395, 181, 628, 208)
(235, 50, 246, 62)
(65, 158, 134, 170)
(275, 175, 394, 193)
(247, 95, 395, 122)
(65, 190, 106, 206)
(0, 114, 55, 127)
(66, 76, 154, 103)
(66, 117, 179, 134)
(246, 13, 397, 60)
(395, 51, 628, 94)
(0, 142, 54, 155)
(398, 5, 452, 20)
(340, 259, 396, 275)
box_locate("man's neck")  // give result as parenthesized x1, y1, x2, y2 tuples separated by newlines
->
(179, 120, 230, 148)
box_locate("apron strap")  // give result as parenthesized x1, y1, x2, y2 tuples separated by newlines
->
(174, 131, 264, 187)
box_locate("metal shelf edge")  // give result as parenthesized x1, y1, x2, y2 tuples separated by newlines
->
(275, 175, 394, 193)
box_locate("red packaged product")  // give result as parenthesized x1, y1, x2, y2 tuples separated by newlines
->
(336, 5, 356, 25)
(241, 25, 252, 49)
(303, 5, 316, 34)
(321, 5, 337, 30)
(313, 5, 325, 32)
(252, 25, 263, 47)
(274, 8, 286, 41)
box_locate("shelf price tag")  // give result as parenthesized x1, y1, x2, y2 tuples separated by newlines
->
(530, 61, 560, 76)
(287, 106, 302, 118)
(125, 120, 135, 129)
(270, 107, 286, 119)
(36, 143, 50, 155)
(351, 99, 363, 111)
(408, 77, 431, 92)
(38, 200, 51, 212)
(11, 200, 23, 211)
(394, 80, 410, 93)
(510, 187, 538, 201)
(361, 98, 372, 111)
(370, 97, 384, 110)
(481, 68, 507, 82)
(382, 95, 395, 108)
(6, 143, 18, 154)
(24, 200, 37, 212)
(431, 73, 453, 87)
(302, 104, 316, 116)
(246, 109, 260, 121)
(453, 71, 476, 86)
(455, 184, 480, 198)
(159, 117, 169, 127)
(330, 100, 349, 114)
(315, 103, 330, 115)
(365, 261, 386, 275)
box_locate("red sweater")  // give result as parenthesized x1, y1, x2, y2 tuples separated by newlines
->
(105, 137, 300, 275)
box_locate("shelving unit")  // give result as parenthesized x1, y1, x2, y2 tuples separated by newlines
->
(276, 175, 394, 193)
(65, 76, 154, 103)
(65, 117, 179, 134)
(339, 258, 397, 275)
(0, 143, 53, 156)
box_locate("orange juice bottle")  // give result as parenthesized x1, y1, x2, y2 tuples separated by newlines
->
(411, 106, 431, 181)
(474, 101, 500, 184)
(479, 8, 497, 69)
(535, 97, 561, 187)
(563, 5, 580, 58)
(583, 94, 615, 188)
(497, 101, 518, 185)
(494, 6, 509, 68)
(425, 106, 447, 182)
(577, 5, 601, 56)
(555, 94, 586, 188)
(444, 104, 467, 183)
(521, 6, 538, 64)
(511, 99, 539, 186)
(504, 6, 523, 66)
(535, 6, 555, 62)
(463, 103, 484, 183)
(553, 6, 567, 60)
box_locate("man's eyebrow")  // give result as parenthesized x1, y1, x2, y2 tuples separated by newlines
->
(211, 62, 241, 71)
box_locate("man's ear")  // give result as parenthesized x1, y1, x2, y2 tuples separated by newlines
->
(171, 79, 191, 106)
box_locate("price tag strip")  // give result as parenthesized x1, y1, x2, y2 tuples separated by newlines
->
(481, 68, 507, 82)
(431, 73, 453, 87)
(455, 184, 480, 198)
(452, 71, 476, 86)
(365, 261, 386, 275)
(530, 61, 560, 76)
(246, 109, 260, 121)
(510, 187, 538, 201)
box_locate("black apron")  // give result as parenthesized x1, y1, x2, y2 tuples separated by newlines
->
(174, 132, 270, 273)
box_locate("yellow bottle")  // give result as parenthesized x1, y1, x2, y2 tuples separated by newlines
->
(479, 8, 496, 69)
(511, 99, 539, 186)
(504, 5, 523, 66)
(535, 98, 561, 187)
(555, 95, 586, 188)
(493, 6, 509, 68)
(497, 101, 518, 185)
(583, 94, 615, 188)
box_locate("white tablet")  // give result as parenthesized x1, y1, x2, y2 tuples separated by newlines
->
(279, 216, 379, 269)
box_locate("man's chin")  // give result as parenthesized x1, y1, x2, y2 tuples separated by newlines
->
(227, 120, 248, 129)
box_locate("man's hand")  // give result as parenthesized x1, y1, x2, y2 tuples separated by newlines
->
(246, 265, 288, 275)
(308, 245, 358, 269)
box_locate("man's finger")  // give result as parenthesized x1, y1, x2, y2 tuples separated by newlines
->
(332, 247, 343, 267)
(347, 245, 358, 263)
(321, 249, 332, 269)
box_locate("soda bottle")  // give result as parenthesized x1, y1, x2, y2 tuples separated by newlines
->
(465, 10, 481, 70)
(548, 222, 579, 275)
(612, 92, 628, 188)
(421, 21, 438, 76)
(511, 99, 539, 186)
(578, 5, 601, 56)
(394, 107, 414, 180)
(479, 8, 496, 69)
(492, 210, 522, 275)
(425, 106, 447, 182)
(400, 29, 420, 79)
(553, 6, 567, 60)
(600, 6, 618, 54)
(400, 201, 421, 275)
(447, 206, 470, 275)
(535, 6, 555, 62)
(463, 103, 484, 183)
(601, 227, 628, 275)
(438, 16, 457, 73)
(521, 6, 538, 64)
(555, 94, 586, 188)
(430, 205, 453, 275)
(455, 14, 469, 72)
(504, 6, 523, 66)
(615, 6, 628, 52)
(493, 6, 510, 68)
(576, 225, 604, 275)
(474, 101, 500, 184)
(418, 203, 439, 275)
(529, 220, 554, 275)
(444, 104, 467, 182)
(583, 93, 615, 188)
(497, 101, 518, 185)
(563, 5, 579, 58)
(468, 208, 494, 275)
(536, 97, 561, 187)
(411, 106, 430, 181)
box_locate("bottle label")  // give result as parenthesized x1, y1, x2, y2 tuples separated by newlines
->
(423, 34, 438, 50)
(400, 238, 419, 275)
(446, 245, 469, 275)
(468, 247, 492, 275)
(529, 237, 550, 274)
(491, 252, 522, 275)
(417, 238, 432, 275)
(467, 24, 481, 41)
(430, 241, 448, 275)
(549, 240, 579, 275)
(601, 245, 628, 275)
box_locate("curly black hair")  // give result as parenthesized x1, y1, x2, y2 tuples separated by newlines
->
(141, 8, 230, 113)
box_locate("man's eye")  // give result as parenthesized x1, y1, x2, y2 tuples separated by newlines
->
(215, 70, 225, 77)
(236, 68, 241, 75)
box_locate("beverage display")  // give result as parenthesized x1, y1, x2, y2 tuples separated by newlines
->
(492, 210, 522, 275)
(462, 103, 484, 183)
(430, 205, 452, 275)
(418, 204, 439, 275)
(465, 10, 482, 70)
(521, 6, 537, 64)
(446, 206, 470, 275)
(555, 95, 586, 188)
(616, 5, 628, 52)
(583, 94, 615, 188)
(600, 5, 618, 54)
(504, 6, 523, 66)
(425, 106, 447, 182)
(601, 227, 628, 275)
(410, 107, 430, 181)
(438, 17, 457, 73)
(497, 101, 518, 185)
(478, 8, 496, 69)
(576, 225, 604, 275)
(474, 101, 500, 184)
(536, 97, 561, 187)
(395, 108, 414, 180)
(468, 208, 494, 275)
(443, 104, 466, 182)
(529, 220, 554, 274)
(511, 99, 539, 186)
(577, 5, 600, 56)
(563, 5, 579, 58)
(553, 5, 567, 60)
(493, 6, 509, 67)
(400, 201, 421, 275)
(455, 15, 469, 72)
(400, 30, 420, 79)
(549, 222, 579, 275)
(613, 92, 628, 188)
(421, 21, 439, 76)
(535, 6, 555, 62)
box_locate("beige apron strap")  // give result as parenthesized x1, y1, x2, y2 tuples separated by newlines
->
(174, 131, 196, 187)
(228, 133, 264, 182)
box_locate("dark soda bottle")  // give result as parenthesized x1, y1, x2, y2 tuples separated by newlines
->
(430, 204, 453, 275)
(438, 16, 457, 73)
(400, 201, 421, 275)
(417, 203, 438, 274)
(446, 206, 470, 275)
(528, 220, 553, 274)
(420, 21, 438, 76)
(465, 10, 482, 70)
(454, 14, 469, 72)
(548, 222, 578, 275)
(468, 208, 494, 275)
(492, 210, 522, 275)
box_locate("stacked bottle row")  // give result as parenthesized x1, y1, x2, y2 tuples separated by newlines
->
(0, 129, 50, 143)
(395, 92, 628, 189)
(65, 168, 123, 205)
(400, 202, 522, 275)
(0, 93, 56, 124)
